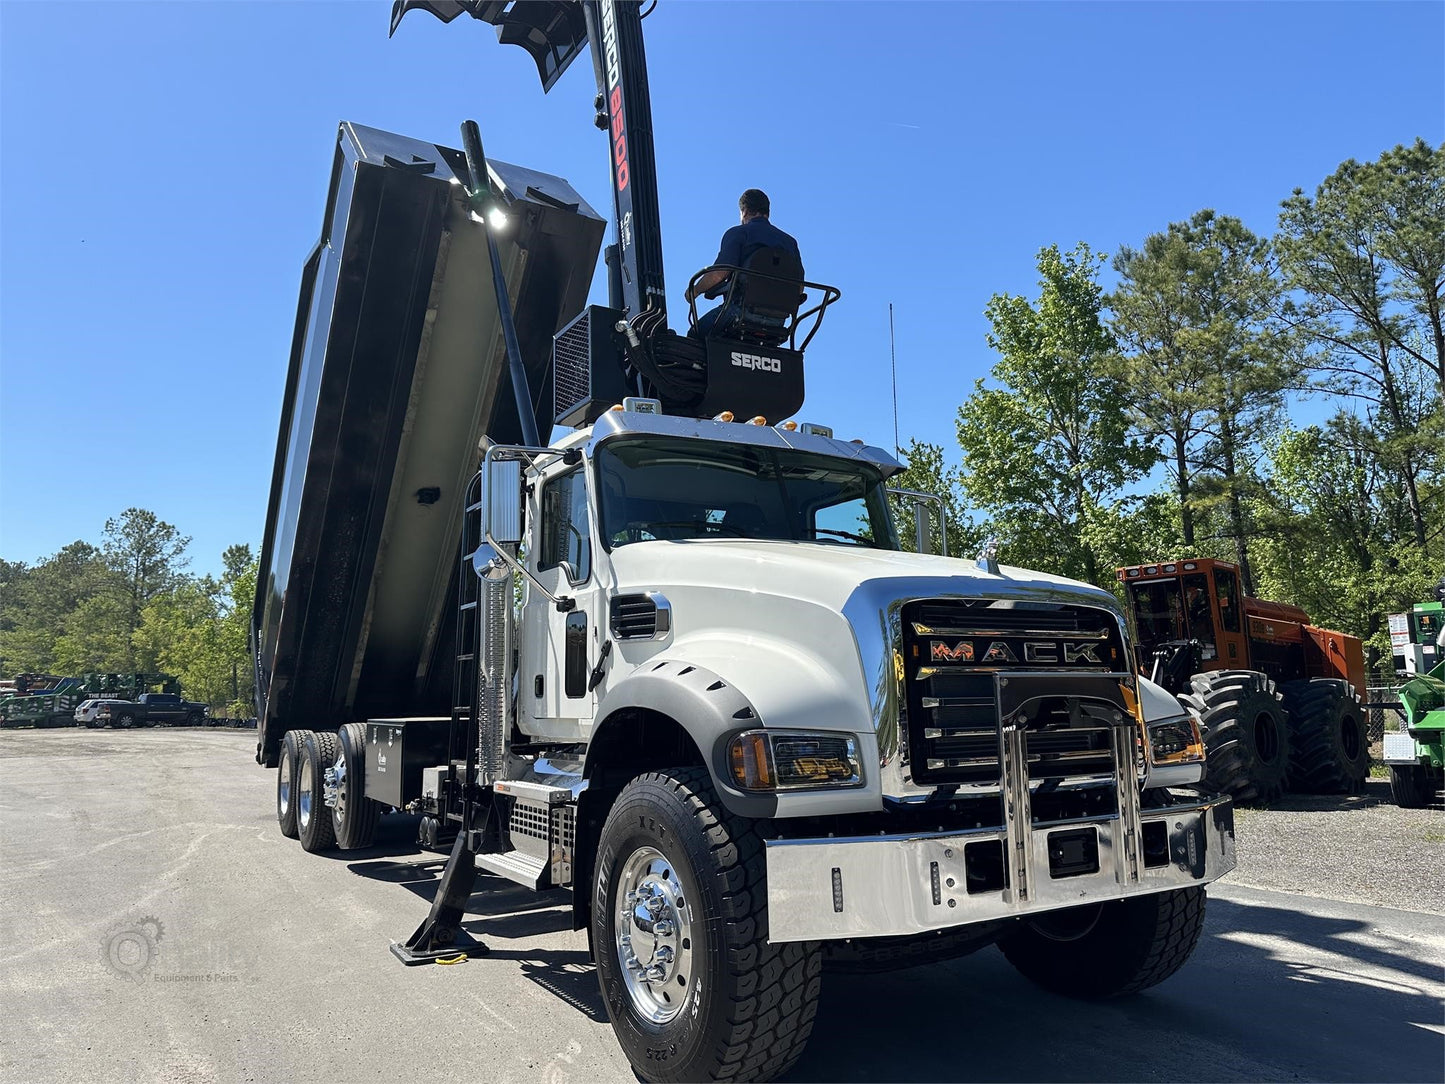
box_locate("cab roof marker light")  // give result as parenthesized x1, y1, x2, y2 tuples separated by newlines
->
(713, 411, 735, 423)
(748, 416, 767, 426)
(798, 422, 832, 438)
(609, 404, 624, 412)
(777, 421, 798, 431)
(622, 396, 661, 414)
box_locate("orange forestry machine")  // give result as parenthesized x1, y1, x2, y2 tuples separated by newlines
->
(1118, 558, 1368, 804)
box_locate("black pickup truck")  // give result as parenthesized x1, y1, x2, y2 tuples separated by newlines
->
(97, 693, 209, 728)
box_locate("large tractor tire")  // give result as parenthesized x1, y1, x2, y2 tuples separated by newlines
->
(297, 730, 338, 853)
(1388, 763, 1438, 808)
(1282, 679, 1369, 795)
(999, 886, 1206, 999)
(276, 730, 308, 839)
(1179, 670, 1290, 805)
(592, 767, 822, 1083)
(332, 722, 381, 850)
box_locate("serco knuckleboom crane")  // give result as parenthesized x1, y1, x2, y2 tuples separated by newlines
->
(391, 0, 839, 426)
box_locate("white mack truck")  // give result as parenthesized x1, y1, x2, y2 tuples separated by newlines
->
(253, 4, 1236, 1081)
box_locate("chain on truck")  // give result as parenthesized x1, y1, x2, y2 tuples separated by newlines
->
(251, 3, 1237, 1080)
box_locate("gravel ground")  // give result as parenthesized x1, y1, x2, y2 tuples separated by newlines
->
(1229, 778, 1445, 914)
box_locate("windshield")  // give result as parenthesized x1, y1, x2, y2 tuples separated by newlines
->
(1129, 575, 1215, 655)
(595, 437, 899, 551)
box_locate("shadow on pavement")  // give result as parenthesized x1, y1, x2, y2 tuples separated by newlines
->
(788, 894, 1442, 1083)
(1261, 778, 1391, 813)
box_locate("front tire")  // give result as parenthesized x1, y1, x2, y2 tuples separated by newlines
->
(1283, 679, 1369, 794)
(999, 886, 1207, 999)
(332, 722, 381, 849)
(593, 768, 821, 1083)
(297, 730, 337, 853)
(1180, 670, 1290, 805)
(116, 712, 136, 729)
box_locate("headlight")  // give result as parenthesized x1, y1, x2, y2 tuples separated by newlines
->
(1146, 713, 1206, 767)
(727, 730, 862, 790)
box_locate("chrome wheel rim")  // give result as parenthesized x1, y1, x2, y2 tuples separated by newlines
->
(278, 748, 292, 817)
(298, 753, 313, 829)
(615, 845, 695, 1024)
(331, 751, 347, 828)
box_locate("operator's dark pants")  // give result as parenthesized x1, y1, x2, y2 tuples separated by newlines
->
(688, 301, 740, 339)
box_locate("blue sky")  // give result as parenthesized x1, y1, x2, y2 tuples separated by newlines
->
(2, 1, 1441, 576)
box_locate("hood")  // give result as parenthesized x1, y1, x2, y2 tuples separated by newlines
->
(606, 539, 1122, 615)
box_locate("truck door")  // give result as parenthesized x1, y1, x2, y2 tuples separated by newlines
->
(521, 461, 603, 736)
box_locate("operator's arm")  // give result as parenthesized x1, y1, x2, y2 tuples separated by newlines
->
(686, 226, 744, 302)
(686, 268, 730, 301)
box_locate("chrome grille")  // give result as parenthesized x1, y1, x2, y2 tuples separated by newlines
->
(902, 600, 1128, 786)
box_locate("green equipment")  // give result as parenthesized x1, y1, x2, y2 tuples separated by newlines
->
(0, 676, 84, 728)
(1383, 595, 1445, 807)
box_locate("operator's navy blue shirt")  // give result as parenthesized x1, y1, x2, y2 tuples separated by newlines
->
(715, 217, 803, 275)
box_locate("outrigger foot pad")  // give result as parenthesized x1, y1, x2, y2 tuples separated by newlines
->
(390, 827, 484, 966)
(390, 928, 489, 966)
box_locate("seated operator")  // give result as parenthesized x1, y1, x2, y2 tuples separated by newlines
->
(685, 188, 803, 339)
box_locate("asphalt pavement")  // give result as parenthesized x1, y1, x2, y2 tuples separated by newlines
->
(1, 729, 1441, 1083)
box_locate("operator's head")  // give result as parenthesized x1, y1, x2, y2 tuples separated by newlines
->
(739, 188, 770, 222)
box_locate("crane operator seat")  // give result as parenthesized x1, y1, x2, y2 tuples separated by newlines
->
(706, 246, 805, 349)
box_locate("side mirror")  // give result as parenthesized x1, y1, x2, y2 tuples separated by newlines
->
(887, 487, 948, 557)
(484, 458, 524, 545)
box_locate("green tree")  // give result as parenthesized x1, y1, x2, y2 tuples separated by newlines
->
(0, 543, 121, 673)
(1255, 417, 1440, 677)
(1276, 140, 1445, 553)
(102, 508, 191, 669)
(1111, 211, 1294, 593)
(956, 243, 1158, 587)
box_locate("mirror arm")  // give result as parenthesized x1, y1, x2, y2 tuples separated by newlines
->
(481, 443, 580, 612)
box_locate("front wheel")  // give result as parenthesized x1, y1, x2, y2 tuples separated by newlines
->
(116, 712, 136, 729)
(999, 887, 1207, 999)
(593, 768, 821, 1083)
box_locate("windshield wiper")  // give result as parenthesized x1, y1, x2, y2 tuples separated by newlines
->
(812, 528, 876, 547)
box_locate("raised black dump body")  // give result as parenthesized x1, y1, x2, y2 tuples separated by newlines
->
(253, 121, 604, 765)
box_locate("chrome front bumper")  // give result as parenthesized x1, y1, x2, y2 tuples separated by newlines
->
(765, 795, 1235, 942)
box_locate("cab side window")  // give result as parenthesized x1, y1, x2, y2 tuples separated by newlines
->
(539, 469, 591, 583)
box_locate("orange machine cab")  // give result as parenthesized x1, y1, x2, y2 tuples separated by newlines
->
(1117, 558, 1366, 693)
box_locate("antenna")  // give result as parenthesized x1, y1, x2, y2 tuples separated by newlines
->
(889, 303, 900, 455)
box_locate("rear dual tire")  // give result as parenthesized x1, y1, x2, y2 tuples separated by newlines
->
(297, 731, 337, 853)
(276, 730, 306, 839)
(331, 722, 380, 850)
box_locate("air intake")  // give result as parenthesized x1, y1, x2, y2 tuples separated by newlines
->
(610, 594, 670, 640)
